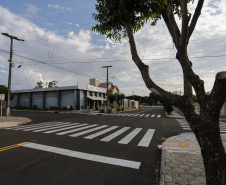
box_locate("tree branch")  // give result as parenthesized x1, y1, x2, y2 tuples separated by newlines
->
(209, 71, 226, 115)
(188, 0, 204, 41)
(166, 0, 181, 47)
(180, 0, 191, 48)
(162, 9, 178, 49)
(124, 17, 181, 107)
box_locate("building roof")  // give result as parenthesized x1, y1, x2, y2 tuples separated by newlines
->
(99, 82, 113, 88)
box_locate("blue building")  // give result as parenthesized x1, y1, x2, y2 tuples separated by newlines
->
(10, 82, 106, 110)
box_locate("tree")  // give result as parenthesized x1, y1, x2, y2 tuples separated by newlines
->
(0, 85, 14, 101)
(46, 80, 58, 88)
(108, 93, 117, 105)
(34, 81, 44, 89)
(116, 93, 125, 106)
(92, 1, 226, 184)
(148, 92, 163, 104)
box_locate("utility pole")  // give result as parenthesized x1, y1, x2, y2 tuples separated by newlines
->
(1, 33, 24, 117)
(102, 65, 112, 114)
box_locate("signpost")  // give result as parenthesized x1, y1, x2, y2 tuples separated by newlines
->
(0, 94, 5, 117)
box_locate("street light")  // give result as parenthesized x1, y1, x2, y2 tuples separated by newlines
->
(102, 65, 112, 114)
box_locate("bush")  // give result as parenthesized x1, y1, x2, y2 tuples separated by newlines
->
(76, 104, 80, 110)
(117, 108, 121, 111)
(33, 105, 38, 109)
(81, 105, 84, 110)
(49, 106, 57, 110)
(121, 108, 124, 111)
(99, 109, 105, 113)
(163, 101, 173, 114)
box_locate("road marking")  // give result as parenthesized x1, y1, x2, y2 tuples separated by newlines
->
(145, 114, 150, 117)
(84, 126, 119, 139)
(22, 143, 141, 169)
(8, 121, 59, 130)
(23, 122, 73, 131)
(139, 114, 145, 117)
(157, 115, 161, 118)
(100, 127, 130, 142)
(151, 114, 155, 117)
(0, 142, 30, 152)
(44, 123, 86, 134)
(118, 128, 142, 144)
(56, 124, 98, 135)
(32, 123, 75, 132)
(137, 129, 155, 147)
(69, 125, 108, 137)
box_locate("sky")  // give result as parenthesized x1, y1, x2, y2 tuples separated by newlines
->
(0, 0, 225, 97)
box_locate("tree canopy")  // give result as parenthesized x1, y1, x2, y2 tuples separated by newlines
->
(92, 0, 191, 41)
(0, 85, 14, 101)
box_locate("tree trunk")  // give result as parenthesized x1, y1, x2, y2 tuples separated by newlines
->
(185, 111, 226, 185)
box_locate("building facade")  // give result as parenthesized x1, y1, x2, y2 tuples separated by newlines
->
(10, 82, 106, 110)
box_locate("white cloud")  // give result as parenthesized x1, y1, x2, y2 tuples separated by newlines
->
(0, 1, 225, 96)
(48, 4, 73, 13)
(24, 4, 40, 18)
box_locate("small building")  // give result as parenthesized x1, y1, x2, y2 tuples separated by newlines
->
(10, 82, 106, 110)
(122, 99, 139, 109)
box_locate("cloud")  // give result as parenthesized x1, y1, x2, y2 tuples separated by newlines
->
(24, 4, 40, 18)
(0, 1, 226, 97)
(47, 4, 73, 13)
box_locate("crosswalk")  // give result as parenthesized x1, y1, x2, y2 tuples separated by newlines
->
(5, 122, 155, 147)
(103, 113, 162, 118)
(176, 119, 226, 133)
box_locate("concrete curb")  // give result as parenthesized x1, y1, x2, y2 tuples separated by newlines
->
(159, 148, 165, 185)
(0, 117, 31, 128)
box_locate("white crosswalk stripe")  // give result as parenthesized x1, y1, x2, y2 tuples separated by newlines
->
(118, 128, 142, 144)
(32, 123, 76, 132)
(101, 127, 130, 142)
(23, 122, 73, 131)
(6, 121, 156, 147)
(84, 126, 119, 139)
(137, 129, 155, 147)
(8, 121, 60, 130)
(44, 124, 87, 134)
(102, 113, 162, 118)
(56, 124, 98, 135)
(177, 119, 226, 133)
(69, 125, 108, 137)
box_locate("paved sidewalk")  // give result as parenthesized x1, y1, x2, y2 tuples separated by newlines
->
(160, 133, 226, 185)
(0, 116, 31, 128)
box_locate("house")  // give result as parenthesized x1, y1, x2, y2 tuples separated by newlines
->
(98, 82, 120, 94)
(10, 82, 106, 110)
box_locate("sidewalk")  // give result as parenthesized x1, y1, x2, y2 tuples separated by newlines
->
(160, 111, 226, 185)
(0, 116, 31, 128)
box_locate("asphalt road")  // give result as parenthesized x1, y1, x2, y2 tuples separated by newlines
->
(0, 108, 184, 185)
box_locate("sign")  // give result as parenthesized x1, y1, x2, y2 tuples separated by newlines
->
(0, 94, 5, 100)
(1, 101, 5, 106)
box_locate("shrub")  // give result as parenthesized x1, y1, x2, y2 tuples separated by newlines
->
(32, 105, 38, 109)
(81, 105, 84, 110)
(99, 109, 105, 113)
(117, 108, 121, 111)
(76, 104, 80, 110)
(121, 108, 124, 111)
(49, 106, 57, 110)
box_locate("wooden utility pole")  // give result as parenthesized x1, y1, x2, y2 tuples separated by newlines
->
(1, 33, 24, 117)
(102, 65, 112, 114)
